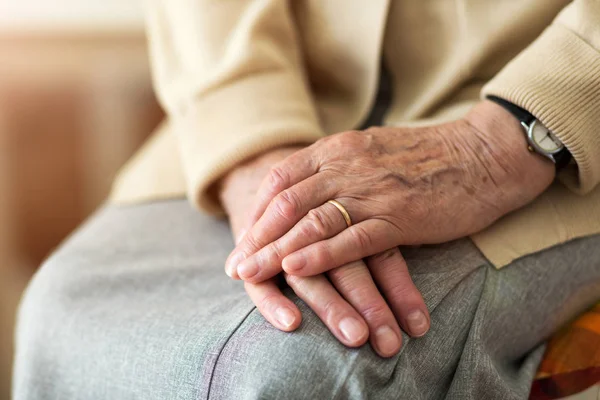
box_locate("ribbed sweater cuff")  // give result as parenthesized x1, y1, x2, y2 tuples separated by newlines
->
(482, 24, 600, 194)
(175, 70, 324, 215)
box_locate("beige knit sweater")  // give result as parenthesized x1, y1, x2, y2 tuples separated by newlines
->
(112, 0, 600, 268)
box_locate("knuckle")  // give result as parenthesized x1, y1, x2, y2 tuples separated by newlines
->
(339, 130, 371, 149)
(341, 130, 363, 140)
(349, 226, 373, 250)
(298, 221, 318, 239)
(321, 298, 344, 322)
(258, 292, 283, 312)
(359, 302, 390, 323)
(243, 233, 262, 253)
(268, 241, 284, 261)
(305, 209, 331, 237)
(273, 190, 302, 221)
(363, 126, 378, 135)
(387, 280, 419, 300)
(267, 165, 290, 193)
(336, 130, 361, 145)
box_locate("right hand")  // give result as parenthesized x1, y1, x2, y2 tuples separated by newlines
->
(219, 146, 429, 357)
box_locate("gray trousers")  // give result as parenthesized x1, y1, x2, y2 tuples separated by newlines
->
(12, 200, 600, 400)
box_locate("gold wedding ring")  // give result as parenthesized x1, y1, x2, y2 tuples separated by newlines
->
(327, 200, 352, 227)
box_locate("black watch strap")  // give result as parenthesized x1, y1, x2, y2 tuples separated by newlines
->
(486, 95, 572, 172)
(554, 146, 572, 171)
(487, 96, 535, 124)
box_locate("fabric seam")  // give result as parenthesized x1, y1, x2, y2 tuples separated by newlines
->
(205, 305, 257, 400)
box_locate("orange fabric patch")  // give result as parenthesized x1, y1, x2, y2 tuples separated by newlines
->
(530, 303, 600, 399)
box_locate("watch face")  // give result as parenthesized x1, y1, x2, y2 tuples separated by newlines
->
(530, 120, 563, 154)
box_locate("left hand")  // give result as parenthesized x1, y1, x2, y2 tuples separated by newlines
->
(226, 100, 555, 281)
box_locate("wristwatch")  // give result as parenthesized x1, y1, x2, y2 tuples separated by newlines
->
(487, 95, 572, 171)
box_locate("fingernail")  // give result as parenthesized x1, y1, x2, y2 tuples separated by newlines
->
(237, 261, 258, 280)
(407, 310, 429, 337)
(276, 307, 296, 328)
(375, 325, 400, 356)
(236, 229, 247, 245)
(375, 326, 401, 356)
(283, 253, 306, 272)
(226, 252, 246, 278)
(339, 317, 366, 343)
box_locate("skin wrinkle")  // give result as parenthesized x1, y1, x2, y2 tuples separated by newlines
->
(342, 140, 459, 241)
(452, 130, 505, 216)
(465, 107, 554, 212)
(377, 129, 470, 238)
(324, 103, 546, 245)
(220, 101, 554, 357)
(438, 121, 513, 228)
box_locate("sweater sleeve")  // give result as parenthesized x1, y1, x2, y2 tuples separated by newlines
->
(145, 0, 324, 214)
(482, 0, 600, 194)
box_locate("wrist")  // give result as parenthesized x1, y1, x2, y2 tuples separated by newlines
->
(463, 100, 555, 206)
(217, 165, 255, 215)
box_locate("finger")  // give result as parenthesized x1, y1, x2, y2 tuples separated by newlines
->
(328, 261, 403, 357)
(237, 200, 355, 283)
(285, 273, 369, 347)
(246, 147, 321, 226)
(282, 219, 399, 276)
(244, 279, 302, 332)
(225, 172, 341, 277)
(367, 248, 430, 337)
(235, 228, 247, 245)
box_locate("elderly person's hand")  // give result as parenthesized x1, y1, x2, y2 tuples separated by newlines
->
(226, 100, 555, 286)
(220, 145, 429, 357)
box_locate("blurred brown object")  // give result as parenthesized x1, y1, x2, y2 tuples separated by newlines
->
(0, 32, 163, 398)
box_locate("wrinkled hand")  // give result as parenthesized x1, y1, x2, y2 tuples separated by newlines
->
(220, 145, 429, 357)
(226, 100, 555, 283)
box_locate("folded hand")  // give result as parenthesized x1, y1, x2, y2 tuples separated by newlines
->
(228, 101, 554, 282)
(220, 145, 428, 357)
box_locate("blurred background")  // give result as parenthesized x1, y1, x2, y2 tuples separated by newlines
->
(0, 1, 162, 397)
